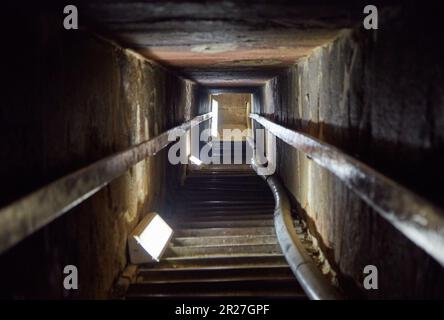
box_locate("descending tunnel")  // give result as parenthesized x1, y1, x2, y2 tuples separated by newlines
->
(0, 1, 444, 300)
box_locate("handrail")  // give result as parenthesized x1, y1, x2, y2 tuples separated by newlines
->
(0, 113, 212, 254)
(250, 113, 444, 267)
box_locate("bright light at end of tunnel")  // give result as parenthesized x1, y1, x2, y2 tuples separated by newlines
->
(211, 99, 218, 137)
(132, 214, 173, 262)
(189, 155, 203, 166)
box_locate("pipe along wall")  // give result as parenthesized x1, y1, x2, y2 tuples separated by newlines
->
(254, 6, 444, 298)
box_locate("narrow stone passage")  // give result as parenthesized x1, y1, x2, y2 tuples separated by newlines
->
(124, 166, 304, 298)
(1, 1, 444, 301)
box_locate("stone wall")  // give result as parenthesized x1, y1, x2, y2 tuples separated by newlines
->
(0, 10, 197, 299)
(255, 5, 444, 298)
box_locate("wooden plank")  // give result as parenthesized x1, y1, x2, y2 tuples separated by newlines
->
(250, 113, 444, 267)
(0, 113, 211, 254)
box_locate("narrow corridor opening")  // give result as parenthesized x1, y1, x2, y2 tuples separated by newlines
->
(209, 93, 253, 165)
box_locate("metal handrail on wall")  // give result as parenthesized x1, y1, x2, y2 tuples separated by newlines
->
(249, 113, 444, 269)
(0, 113, 212, 255)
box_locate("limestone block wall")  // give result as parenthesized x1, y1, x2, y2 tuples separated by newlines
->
(0, 10, 198, 299)
(255, 6, 444, 298)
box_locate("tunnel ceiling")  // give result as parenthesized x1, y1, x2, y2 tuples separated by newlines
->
(83, 1, 367, 87)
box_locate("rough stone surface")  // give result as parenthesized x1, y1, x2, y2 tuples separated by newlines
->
(255, 5, 444, 298)
(0, 10, 197, 299)
(80, 0, 372, 86)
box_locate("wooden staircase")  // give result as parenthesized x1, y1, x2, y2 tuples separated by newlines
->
(122, 166, 306, 299)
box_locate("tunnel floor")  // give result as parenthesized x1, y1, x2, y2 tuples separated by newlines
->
(121, 165, 306, 298)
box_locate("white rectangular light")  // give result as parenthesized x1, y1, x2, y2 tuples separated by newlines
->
(189, 155, 203, 166)
(128, 212, 173, 264)
(211, 99, 218, 137)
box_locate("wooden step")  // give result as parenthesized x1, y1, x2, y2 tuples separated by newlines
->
(174, 227, 276, 237)
(126, 278, 304, 298)
(172, 235, 278, 246)
(178, 214, 273, 222)
(175, 209, 274, 216)
(176, 220, 275, 228)
(136, 263, 293, 282)
(182, 200, 274, 205)
(139, 254, 288, 270)
(166, 243, 282, 257)
(176, 207, 274, 214)
(136, 266, 294, 282)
